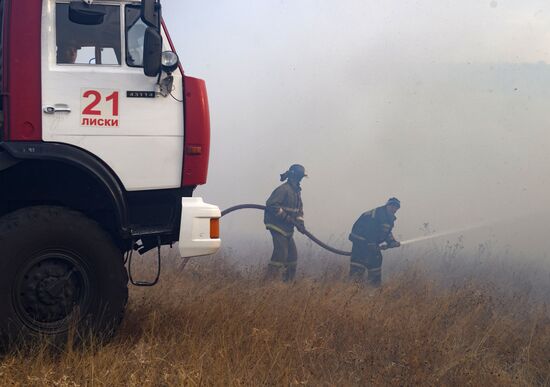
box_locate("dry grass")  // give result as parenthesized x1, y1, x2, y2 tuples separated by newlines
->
(1, 250, 549, 386)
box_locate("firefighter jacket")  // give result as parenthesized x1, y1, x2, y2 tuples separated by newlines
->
(264, 182, 304, 237)
(349, 206, 397, 246)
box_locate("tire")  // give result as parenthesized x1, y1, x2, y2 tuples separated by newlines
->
(0, 206, 128, 348)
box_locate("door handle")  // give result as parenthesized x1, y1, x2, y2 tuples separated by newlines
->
(43, 104, 71, 114)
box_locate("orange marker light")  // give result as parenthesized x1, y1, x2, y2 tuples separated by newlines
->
(210, 218, 220, 239)
(185, 145, 202, 155)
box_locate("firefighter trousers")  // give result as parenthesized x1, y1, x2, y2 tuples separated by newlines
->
(349, 243, 383, 287)
(266, 230, 297, 282)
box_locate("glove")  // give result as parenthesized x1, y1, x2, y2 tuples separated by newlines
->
(294, 217, 306, 233)
(275, 208, 289, 221)
(275, 208, 294, 224)
(292, 216, 306, 234)
(387, 241, 401, 249)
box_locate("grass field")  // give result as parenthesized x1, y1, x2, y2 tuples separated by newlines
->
(1, 248, 549, 386)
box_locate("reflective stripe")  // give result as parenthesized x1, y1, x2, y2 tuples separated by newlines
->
(281, 207, 301, 213)
(371, 209, 377, 218)
(266, 224, 292, 237)
(269, 207, 301, 216)
(362, 210, 374, 218)
(368, 267, 382, 273)
(349, 232, 366, 241)
(286, 261, 297, 267)
(350, 262, 366, 269)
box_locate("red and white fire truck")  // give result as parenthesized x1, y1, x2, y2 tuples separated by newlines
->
(0, 0, 221, 344)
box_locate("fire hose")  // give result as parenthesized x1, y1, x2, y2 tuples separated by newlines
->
(221, 204, 358, 256)
(180, 203, 398, 272)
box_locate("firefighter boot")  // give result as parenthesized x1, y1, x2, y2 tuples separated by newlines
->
(367, 267, 382, 287)
(349, 262, 367, 282)
(264, 262, 283, 281)
(283, 263, 297, 282)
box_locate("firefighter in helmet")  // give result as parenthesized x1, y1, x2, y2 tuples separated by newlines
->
(264, 164, 307, 281)
(348, 197, 401, 286)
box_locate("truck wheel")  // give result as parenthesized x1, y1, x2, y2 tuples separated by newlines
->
(0, 206, 128, 347)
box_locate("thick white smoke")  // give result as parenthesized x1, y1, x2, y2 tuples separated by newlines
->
(164, 0, 550, 258)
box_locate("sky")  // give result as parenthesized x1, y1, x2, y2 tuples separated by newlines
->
(163, 1, 550, 256)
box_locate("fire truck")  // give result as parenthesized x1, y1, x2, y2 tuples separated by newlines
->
(0, 0, 221, 345)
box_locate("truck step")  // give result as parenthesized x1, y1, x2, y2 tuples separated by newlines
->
(130, 226, 173, 238)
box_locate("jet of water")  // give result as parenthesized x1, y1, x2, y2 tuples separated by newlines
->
(399, 218, 504, 247)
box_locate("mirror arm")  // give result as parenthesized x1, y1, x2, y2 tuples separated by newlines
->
(158, 74, 174, 97)
(157, 69, 162, 85)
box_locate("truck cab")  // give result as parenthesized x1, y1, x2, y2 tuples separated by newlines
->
(0, 0, 220, 345)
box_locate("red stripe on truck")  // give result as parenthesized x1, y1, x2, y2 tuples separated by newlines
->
(182, 76, 210, 186)
(5, 0, 42, 141)
(161, 19, 184, 76)
(161, 19, 210, 187)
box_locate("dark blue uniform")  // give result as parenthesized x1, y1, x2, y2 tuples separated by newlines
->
(349, 205, 398, 286)
(264, 181, 304, 281)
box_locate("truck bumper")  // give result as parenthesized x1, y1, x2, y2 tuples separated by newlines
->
(178, 197, 221, 258)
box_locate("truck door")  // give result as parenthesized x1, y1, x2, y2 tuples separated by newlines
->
(41, 1, 185, 191)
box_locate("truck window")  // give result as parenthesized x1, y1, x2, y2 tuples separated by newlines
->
(125, 5, 147, 67)
(56, 3, 121, 65)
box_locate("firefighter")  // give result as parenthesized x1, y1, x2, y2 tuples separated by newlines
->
(264, 164, 307, 282)
(348, 197, 401, 286)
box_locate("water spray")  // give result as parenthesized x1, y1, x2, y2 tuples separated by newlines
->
(399, 219, 498, 247)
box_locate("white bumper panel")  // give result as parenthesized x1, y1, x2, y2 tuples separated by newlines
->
(178, 197, 221, 258)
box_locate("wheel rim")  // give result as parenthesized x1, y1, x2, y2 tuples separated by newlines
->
(13, 250, 92, 333)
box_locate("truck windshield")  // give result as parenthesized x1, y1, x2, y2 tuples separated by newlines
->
(56, 3, 121, 65)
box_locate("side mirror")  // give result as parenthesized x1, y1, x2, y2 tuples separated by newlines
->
(69, 1, 106, 25)
(143, 27, 162, 77)
(141, 0, 160, 28)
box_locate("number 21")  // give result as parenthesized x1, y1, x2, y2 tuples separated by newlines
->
(82, 90, 119, 116)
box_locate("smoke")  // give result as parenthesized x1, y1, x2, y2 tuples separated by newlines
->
(164, 1, 550, 258)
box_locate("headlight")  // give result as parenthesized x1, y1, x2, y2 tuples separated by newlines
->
(161, 51, 179, 73)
